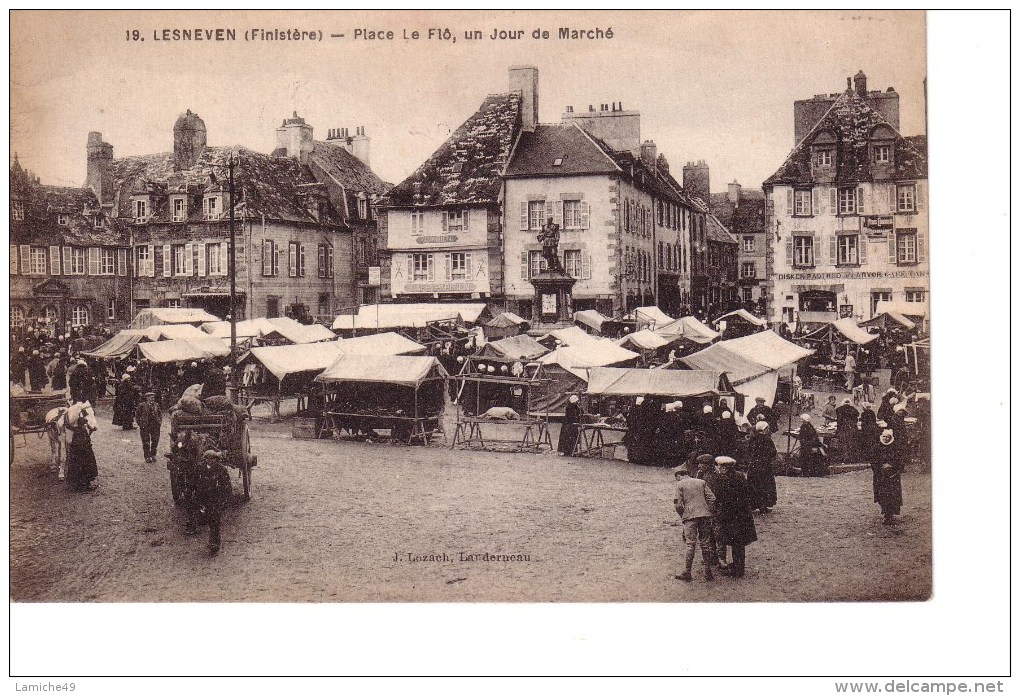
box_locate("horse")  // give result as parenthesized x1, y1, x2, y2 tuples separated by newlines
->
(44, 401, 98, 480)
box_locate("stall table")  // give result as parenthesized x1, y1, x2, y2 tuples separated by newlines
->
(320, 411, 443, 446)
(574, 423, 629, 458)
(451, 417, 551, 452)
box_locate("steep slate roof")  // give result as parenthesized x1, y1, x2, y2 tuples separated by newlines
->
(503, 124, 619, 177)
(109, 146, 346, 227)
(764, 88, 928, 186)
(386, 92, 522, 206)
(9, 160, 125, 246)
(308, 139, 391, 216)
(706, 213, 738, 245)
(710, 189, 766, 236)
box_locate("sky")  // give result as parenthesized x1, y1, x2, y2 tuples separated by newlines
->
(9, 10, 927, 193)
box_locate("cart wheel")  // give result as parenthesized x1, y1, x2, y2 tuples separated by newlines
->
(240, 422, 252, 501)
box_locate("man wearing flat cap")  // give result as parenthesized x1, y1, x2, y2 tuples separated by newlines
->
(672, 463, 716, 582)
(710, 456, 757, 578)
(746, 396, 776, 433)
(134, 391, 163, 463)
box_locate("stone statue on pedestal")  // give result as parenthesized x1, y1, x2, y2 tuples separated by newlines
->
(538, 217, 563, 273)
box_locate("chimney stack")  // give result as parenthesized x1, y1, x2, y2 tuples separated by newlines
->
(86, 131, 114, 203)
(727, 180, 742, 205)
(682, 160, 710, 205)
(173, 109, 207, 171)
(349, 125, 370, 166)
(509, 65, 539, 133)
(854, 70, 868, 97)
(640, 140, 658, 171)
(275, 111, 314, 164)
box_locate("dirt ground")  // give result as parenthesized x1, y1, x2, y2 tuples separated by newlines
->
(9, 396, 931, 603)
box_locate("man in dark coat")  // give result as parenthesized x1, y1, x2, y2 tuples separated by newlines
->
(657, 401, 688, 468)
(625, 396, 659, 465)
(745, 397, 777, 433)
(27, 350, 48, 392)
(710, 456, 758, 578)
(746, 421, 778, 513)
(68, 359, 92, 403)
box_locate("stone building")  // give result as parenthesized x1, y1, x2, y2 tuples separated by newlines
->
(763, 72, 928, 328)
(9, 156, 131, 333)
(711, 181, 767, 314)
(683, 160, 739, 316)
(91, 109, 387, 321)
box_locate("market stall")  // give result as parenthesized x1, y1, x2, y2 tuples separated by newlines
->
(483, 311, 529, 340)
(129, 308, 220, 330)
(627, 306, 675, 331)
(801, 318, 878, 390)
(315, 354, 448, 445)
(477, 334, 549, 361)
(676, 341, 777, 413)
(573, 310, 625, 338)
(714, 308, 768, 339)
(450, 355, 551, 452)
(577, 367, 736, 459)
(531, 341, 639, 416)
(536, 325, 600, 350)
(654, 316, 720, 345)
(614, 329, 670, 364)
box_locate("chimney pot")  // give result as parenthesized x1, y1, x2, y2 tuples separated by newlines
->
(508, 65, 539, 133)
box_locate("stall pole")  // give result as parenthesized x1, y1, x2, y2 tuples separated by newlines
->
(228, 155, 238, 404)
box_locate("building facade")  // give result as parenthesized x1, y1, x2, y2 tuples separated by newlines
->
(381, 82, 522, 308)
(711, 181, 768, 314)
(88, 110, 387, 321)
(763, 73, 928, 328)
(9, 157, 131, 334)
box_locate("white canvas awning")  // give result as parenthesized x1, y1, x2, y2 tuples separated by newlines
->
(315, 354, 448, 387)
(136, 336, 232, 363)
(615, 329, 669, 352)
(719, 330, 814, 370)
(130, 308, 220, 329)
(627, 306, 674, 328)
(586, 367, 734, 398)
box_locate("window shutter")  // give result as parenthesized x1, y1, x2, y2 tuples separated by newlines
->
(263, 240, 272, 276)
(916, 231, 926, 263)
(406, 254, 413, 281)
(811, 189, 819, 216)
(915, 186, 923, 212)
(49, 246, 61, 275)
(426, 254, 435, 282)
(443, 253, 452, 281)
(581, 251, 591, 280)
(317, 245, 324, 278)
(520, 202, 529, 230)
(63, 247, 72, 276)
(828, 235, 837, 265)
(11, 245, 19, 274)
(829, 187, 837, 215)
(184, 242, 194, 275)
(288, 244, 296, 277)
(580, 201, 590, 229)
(887, 185, 897, 213)
(856, 186, 865, 215)
(117, 248, 127, 276)
(441, 211, 448, 232)
(465, 252, 473, 278)
(300, 244, 306, 277)
(462, 209, 470, 231)
(162, 244, 171, 276)
(520, 251, 529, 279)
(858, 235, 867, 264)
(785, 239, 793, 265)
(198, 243, 207, 276)
(274, 244, 280, 276)
(219, 241, 228, 276)
(146, 245, 155, 277)
(89, 247, 101, 276)
(812, 237, 820, 266)
(19, 245, 30, 274)
(785, 189, 793, 215)
(554, 200, 563, 228)
(888, 235, 897, 263)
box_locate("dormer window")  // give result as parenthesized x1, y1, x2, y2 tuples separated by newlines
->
(204, 196, 219, 220)
(11, 200, 24, 221)
(873, 145, 891, 164)
(133, 199, 149, 223)
(172, 197, 187, 222)
(56, 213, 69, 226)
(93, 214, 104, 229)
(357, 196, 368, 219)
(816, 150, 833, 166)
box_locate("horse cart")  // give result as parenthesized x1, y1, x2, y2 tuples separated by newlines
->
(9, 392, 68, 463)
(168, 410, 257, 501)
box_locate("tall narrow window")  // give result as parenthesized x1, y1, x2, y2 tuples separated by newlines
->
(133, 200, 148, 223)
(11, 201, 25, 221)
(793, 236, 814, 267)
(896, 184, 917, 212)
(528, 201, 545, 230)
(172, 197, 187, 222)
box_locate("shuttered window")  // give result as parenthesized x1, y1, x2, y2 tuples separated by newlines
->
(50, 246, 61, 275)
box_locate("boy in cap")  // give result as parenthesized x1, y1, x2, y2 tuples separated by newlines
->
(672, 463, 716, 582)
(135, 391, 163, 463)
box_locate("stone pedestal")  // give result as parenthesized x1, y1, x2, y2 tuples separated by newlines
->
(530, 270, 577, 323)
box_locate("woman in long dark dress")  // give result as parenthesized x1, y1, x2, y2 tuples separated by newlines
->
(871, 428, 903, 524)
(797, 413, 828, 477)
(65, 404, 99, 491)
(112, 374, 139, 429)
(715, 410, 739, 457)
(857, 405, 880, 464)
(557, 395, 582, 456)
(746, 421, 778, 512)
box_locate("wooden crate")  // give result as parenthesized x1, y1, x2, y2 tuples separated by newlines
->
(291, 417, 320, 439)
